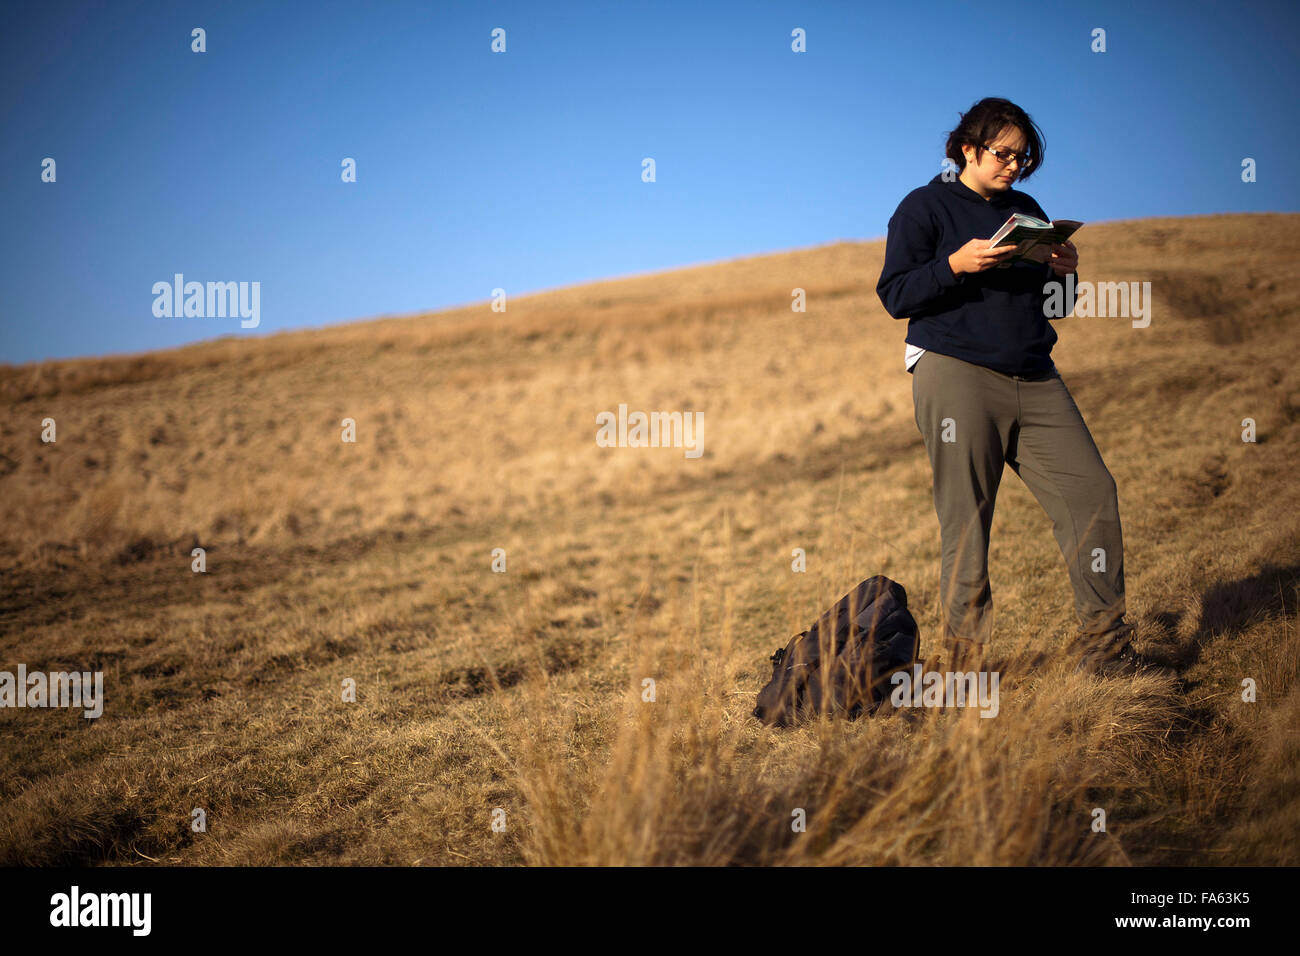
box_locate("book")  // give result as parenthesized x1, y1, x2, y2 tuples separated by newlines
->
(988, 213, 1082, 268)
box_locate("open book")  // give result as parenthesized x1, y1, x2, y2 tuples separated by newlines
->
(988, 213, 1082, 268)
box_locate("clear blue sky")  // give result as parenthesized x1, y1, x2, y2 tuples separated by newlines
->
(2, 0, 1297, 365)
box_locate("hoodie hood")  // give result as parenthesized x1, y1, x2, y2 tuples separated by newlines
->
(930, 172, 1017, 206)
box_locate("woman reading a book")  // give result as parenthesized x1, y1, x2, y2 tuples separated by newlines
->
(876, 96, 1160, 678)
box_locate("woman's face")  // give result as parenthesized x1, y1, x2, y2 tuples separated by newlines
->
(960, 126, 1029, 197)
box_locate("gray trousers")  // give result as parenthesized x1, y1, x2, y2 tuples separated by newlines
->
(911, 349, 1129, 651)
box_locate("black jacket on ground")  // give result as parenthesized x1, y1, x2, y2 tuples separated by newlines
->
(876, 173, 1078, 377)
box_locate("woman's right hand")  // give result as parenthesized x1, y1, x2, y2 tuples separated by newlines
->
(948, 238, 1018, 276)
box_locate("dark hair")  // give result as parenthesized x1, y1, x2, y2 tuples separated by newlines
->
(944, 97, 1045, 181)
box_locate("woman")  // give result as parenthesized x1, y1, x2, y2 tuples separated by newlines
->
(876, 97, 1159, 678)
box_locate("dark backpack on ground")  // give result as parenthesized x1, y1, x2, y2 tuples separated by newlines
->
(752, 575, 920, 727)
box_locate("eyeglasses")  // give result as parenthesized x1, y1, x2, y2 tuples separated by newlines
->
(979, 144, 1033, 171)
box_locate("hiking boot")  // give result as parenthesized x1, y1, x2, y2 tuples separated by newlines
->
(1076, 632, 1174, 679)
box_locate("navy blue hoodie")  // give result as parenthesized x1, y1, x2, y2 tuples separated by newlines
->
(876, 173, 1078, 377)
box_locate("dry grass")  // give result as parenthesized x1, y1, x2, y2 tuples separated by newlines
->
(1, 212, 1297, 865)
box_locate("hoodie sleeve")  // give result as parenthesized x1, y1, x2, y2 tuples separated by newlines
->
(876, 208, 962, 320)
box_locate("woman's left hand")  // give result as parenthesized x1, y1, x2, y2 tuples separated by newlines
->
(1048, 240, 1078, 276)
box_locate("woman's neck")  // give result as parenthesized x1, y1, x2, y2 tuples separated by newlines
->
(959, 169, 994, 200)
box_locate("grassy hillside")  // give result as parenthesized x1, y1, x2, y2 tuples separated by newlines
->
(1, 212, 1297, 865)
